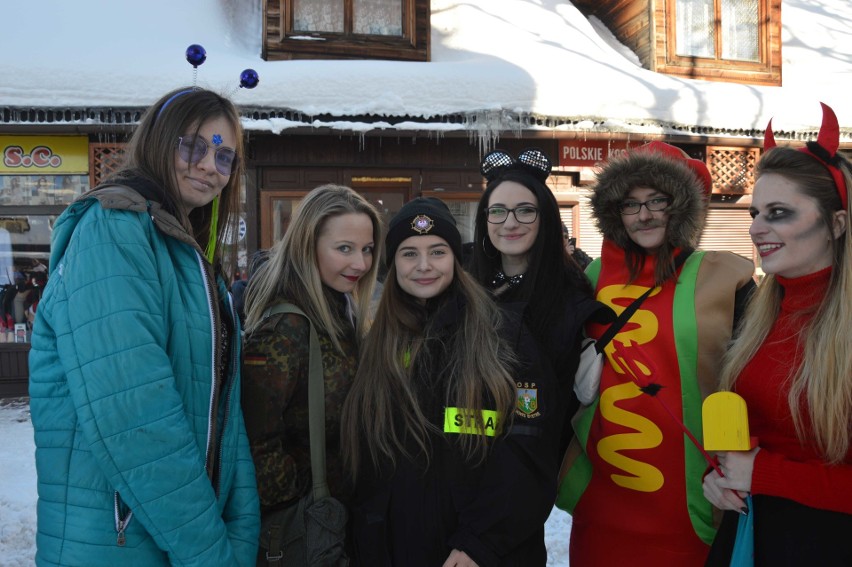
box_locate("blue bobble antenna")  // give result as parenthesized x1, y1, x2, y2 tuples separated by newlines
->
(185, 44, 207, 86)
(240, 69, 260, 90)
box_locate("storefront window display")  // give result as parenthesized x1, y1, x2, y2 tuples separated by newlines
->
(1, 174, 87, 206)
(1, 135, 91, 344)
(0, 214, 57, 342)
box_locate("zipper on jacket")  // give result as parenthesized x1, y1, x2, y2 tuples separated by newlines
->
(114, 491, 133, 546)
(215, 296, 240, 496)
(196, 251, 222, 494)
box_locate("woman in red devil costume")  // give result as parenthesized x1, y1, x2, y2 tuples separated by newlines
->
(704, 103, 852, 566)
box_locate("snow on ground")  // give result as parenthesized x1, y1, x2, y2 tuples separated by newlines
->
(546, 507, 573, 566)
(0, 398, 37, 567)
(0, 398, 571, 566)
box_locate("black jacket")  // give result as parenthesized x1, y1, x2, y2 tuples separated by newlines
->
(495, 281, 613, 456)
(351, 292, 562, 566)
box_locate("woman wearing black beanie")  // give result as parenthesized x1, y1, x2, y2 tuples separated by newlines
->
(343, 197, 560, 566)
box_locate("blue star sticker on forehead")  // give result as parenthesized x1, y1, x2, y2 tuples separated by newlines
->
(212, 134, 223, 146)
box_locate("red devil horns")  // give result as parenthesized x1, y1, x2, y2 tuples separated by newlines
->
(764, 118, 776, 150)
(763, 102, 839, 152)
(763, 102, 847, 210)
(816, 101, 840, 156)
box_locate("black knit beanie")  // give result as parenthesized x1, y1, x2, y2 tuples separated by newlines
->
(385, 197, 463, 266)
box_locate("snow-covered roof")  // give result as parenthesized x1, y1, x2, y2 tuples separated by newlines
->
(2, 0, 851, 144)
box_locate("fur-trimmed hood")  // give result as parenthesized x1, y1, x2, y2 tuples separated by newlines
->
(590, 147, 710, 251)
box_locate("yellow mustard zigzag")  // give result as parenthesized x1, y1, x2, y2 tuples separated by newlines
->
(596, 381, 664, 492)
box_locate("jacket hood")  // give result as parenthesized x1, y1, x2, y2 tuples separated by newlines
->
(589, 150, 709, 251)
(48, 175, 199, 274)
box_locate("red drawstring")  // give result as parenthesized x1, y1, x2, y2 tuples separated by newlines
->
(648, 387, 723, 477)
(611, 339, 724, 476)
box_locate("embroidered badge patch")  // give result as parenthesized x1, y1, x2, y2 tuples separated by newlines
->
(517, 386, 539, 417)
(411, 214, 434, 234)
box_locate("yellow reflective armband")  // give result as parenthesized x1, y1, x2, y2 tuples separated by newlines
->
(443, 407, 499, 437)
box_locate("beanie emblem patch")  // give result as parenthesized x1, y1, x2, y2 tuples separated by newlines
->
(411, 214, 434, 234)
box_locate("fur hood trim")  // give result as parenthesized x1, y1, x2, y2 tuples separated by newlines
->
(590, 150, 709, 250)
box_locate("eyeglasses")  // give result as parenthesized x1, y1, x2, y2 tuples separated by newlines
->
(486, 206, 539, 224)
(177, 136, 238, 176)
(618, 197, 671, 215)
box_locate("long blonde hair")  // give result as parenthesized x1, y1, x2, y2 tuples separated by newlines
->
(719, 148, 851, 463)
(243, 184, 382, 350)
(341, 258, 517, 478)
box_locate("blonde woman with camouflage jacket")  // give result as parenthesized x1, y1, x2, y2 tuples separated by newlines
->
(241, 184, 382, 564)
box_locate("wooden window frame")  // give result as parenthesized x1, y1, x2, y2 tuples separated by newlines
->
(656, 0, 781, 85)
(259, 190, 306, 249)
(263, 0, 430, 61)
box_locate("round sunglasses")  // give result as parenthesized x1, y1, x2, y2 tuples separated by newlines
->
(177, 136, 238, 176)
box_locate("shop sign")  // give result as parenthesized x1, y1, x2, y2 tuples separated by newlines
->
(558, 140, 636, 167)
(1, 136, 89, 175)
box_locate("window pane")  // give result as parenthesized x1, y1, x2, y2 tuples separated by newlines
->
(676, 0, 715, 58)
(444, 200, 477, 244)
(293, 0, 344, 33)
(1, 215, 55, 336)
(358, 190, 406, 237)
(722, 0, 759, 62)
(354, 0, 403, 36)
(271, 197, 299, 244)
(1, 175, 87, 206)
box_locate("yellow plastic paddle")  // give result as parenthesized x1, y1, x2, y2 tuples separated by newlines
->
(702, 391, 755, 451)
(704, 392, 757, 564)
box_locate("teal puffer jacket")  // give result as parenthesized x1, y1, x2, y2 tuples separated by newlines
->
(29, 184, 260, 566)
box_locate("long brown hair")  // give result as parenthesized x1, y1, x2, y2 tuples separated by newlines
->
(341, 255, 516, 478)
(720, 147, 851, 463)
(118, 87, 244, 266)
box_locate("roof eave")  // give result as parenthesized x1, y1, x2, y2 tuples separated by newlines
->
(3, 105, 851, 148)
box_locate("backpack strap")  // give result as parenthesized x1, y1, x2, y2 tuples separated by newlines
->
(261, 302, 330, 501)
(593, 248, 694, 354)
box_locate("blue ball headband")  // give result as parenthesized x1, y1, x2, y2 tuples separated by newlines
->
(152, 44, 260, 264)
(156, 44, 259, 120)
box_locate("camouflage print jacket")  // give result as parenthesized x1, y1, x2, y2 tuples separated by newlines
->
(241, 295, 358, 512)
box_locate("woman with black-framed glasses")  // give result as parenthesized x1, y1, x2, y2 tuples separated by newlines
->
(28, 87, 260, 565)
(470, 150, 612, 564)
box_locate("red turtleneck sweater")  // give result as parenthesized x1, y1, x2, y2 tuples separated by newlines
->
(735, 267, 852, 514)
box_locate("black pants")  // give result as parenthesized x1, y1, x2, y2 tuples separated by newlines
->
(706, 494, 852, 566)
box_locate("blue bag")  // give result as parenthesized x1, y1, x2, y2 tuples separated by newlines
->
(729, 494, 754, 567)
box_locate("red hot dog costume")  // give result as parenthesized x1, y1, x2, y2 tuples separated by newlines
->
(557, 143, 755, 566)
